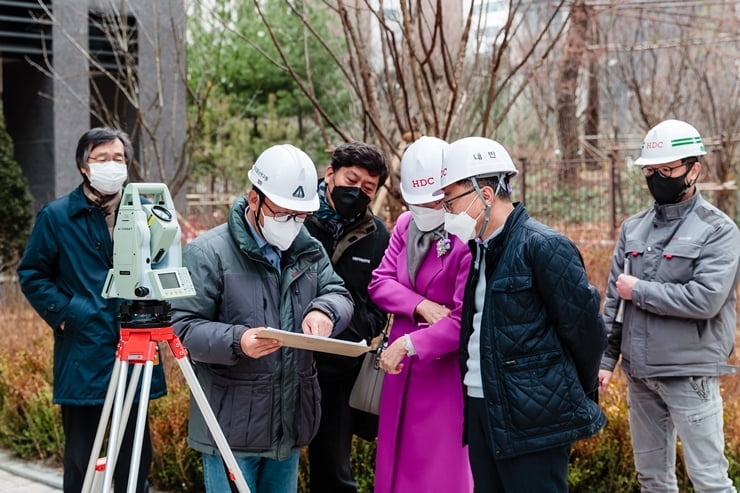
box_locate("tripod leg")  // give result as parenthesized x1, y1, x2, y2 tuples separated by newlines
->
(102, 360, 131, 493)
(97, 362, 143, 493)
(115, 364, 144, 450)
(175, 357, 251, 493)
(126, 360, 154, 493)
(82, 358, 122, 493)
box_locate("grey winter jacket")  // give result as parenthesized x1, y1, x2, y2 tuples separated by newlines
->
(601, 192, 739, 378)
(170, 197, 353, 459)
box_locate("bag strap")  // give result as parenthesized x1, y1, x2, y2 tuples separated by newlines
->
(369, 315, 392, 369)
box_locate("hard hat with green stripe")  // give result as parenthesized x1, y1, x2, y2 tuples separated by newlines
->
(634, 119, 706, 166)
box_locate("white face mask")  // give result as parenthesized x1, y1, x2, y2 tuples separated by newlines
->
(444, 211, 479, 242)
(443, 193, 480, 241)
(87, 161, 127, 194)
(408, 204, 445, 232)
(261, 215, 303, 251)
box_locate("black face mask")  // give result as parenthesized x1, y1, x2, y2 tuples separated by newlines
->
(645, 167, 692, 205)
(330, 185, 371, 219)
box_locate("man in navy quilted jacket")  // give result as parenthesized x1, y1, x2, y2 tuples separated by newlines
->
(436, 136, 607, 492)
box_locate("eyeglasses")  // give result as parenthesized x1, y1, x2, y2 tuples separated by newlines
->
(262, 199, 310, 223)
(641, 163, 688, 178)
(87, 155, 126, 165)
(442, 188, 476, 213)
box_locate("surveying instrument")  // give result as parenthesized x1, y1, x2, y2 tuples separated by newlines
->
(82, 183, 250, 493)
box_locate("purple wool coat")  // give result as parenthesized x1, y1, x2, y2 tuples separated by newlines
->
(368, 211, 473, 493)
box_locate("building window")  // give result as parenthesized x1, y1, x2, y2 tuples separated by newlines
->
(88, 9, 138, 72)
(0, 0, 52, 58)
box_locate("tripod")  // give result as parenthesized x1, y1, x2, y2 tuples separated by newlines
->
(82, 300, 251, 493)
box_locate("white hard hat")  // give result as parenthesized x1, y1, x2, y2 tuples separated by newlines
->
(400, 136, 448, 204)
(437, 137, 518, 193)
(634, 119, 706, 166)
(247, 144, 320, 212)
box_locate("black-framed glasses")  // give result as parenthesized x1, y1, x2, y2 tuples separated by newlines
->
(442, 188, 476, 213)
(261, 200, 310, 223)
(641, 163, 689, 178)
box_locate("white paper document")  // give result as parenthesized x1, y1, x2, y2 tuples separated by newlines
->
(255, 328, 371, 357)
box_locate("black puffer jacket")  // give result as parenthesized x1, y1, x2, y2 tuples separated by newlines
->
(305, 209, 389, 380)
(461, 203, 606, 458)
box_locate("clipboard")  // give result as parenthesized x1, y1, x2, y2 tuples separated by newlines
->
(255, 328, 371, 357)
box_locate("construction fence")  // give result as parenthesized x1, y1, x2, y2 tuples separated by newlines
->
(516, 155, 737, 242)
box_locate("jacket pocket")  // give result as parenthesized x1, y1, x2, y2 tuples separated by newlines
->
(293, 369, 321, 446)
(58, 295, 85, 339)
(623, 239, 645, 255)
(502, 351, 584, 437)
(658, 242, 701, 283)
(489, 274, 538, 324)
(209, 373, 273, 451)
(646, 316, 702, 366)
(622, 240, 645, 280)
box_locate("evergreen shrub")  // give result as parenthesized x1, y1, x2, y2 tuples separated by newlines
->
(0, 104, 33, 272)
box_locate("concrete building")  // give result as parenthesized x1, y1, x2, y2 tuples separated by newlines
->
(0, 0, 186, 209)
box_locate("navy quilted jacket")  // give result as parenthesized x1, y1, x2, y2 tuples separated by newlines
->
(460, 203, 606, 459)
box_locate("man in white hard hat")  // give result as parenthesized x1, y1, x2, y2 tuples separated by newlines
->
(170, 144, 354, 493)
(437, 136, 607, 492)
(599, 119, 739, 493)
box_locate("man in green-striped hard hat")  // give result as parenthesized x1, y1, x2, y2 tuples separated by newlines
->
(599, 119, 739, 493)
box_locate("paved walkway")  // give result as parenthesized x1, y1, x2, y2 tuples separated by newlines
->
(0, 451, 172, 492)
(0, 450, 62, 492)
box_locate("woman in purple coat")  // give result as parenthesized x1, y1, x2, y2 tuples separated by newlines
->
(368, 137, 473, 493)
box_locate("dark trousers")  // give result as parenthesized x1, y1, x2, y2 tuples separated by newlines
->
(308, 377, 358, 493)
(61, 404, 152, 493)
(466, 397, 571, 493)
